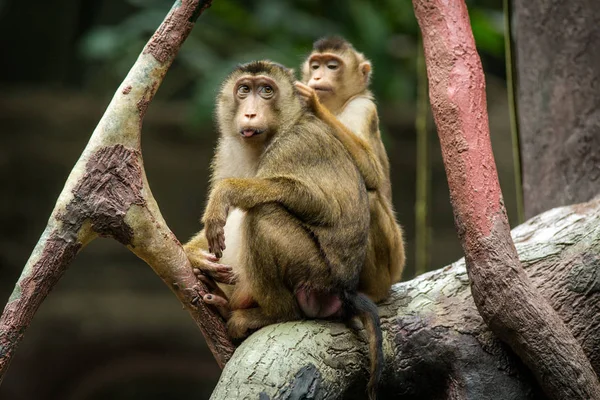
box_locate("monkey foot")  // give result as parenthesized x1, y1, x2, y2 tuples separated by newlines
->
(197, 281, 231, 319)
(191, 250, 237, 284)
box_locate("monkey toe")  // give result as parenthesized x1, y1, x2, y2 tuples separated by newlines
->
(215, 266, 236, 284)
(196, 261, 235, 284)
(203, 293, 230, 319)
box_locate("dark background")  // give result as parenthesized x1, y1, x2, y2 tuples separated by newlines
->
(0, 0, 515, 398)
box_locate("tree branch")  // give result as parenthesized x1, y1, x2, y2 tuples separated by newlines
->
(0, 0, 235, 383)
(212, 198, 600, 399)
(412, 0, 600, 398)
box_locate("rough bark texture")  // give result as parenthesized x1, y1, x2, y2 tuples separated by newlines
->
(0, 0, 234, 383)
(412, 0, 600, 398)
(212, 199, 600, 400)
(514, 0, 600, 219)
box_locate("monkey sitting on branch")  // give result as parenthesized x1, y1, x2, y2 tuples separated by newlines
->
(185, 61, 383, 399)
(295, 36, 406, 302)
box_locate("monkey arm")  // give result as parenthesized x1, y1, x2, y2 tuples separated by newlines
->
(202, 177, 339, 257)
(205, 177, 339, 226)
(295, 82, 384, 191)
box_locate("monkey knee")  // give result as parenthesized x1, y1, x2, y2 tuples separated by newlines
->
(227, 311, 252, 339)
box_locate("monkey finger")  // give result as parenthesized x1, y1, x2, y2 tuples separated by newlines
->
(197, 273, 217, 290)
(294, 82, 314, 98)
(294, 81, 311, 92)
(203, 293, 230, 319)
(201, 250, 219, 262)
(208, 238, 222, 259)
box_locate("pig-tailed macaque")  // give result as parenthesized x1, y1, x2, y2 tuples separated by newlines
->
(185, 61, 383, 399)
(295, 36, 406, 303)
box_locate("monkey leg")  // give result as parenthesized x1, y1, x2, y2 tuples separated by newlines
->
(358, 195, 405, 303)
(227, 207, 314, 338)
(227, 284, 299, 338)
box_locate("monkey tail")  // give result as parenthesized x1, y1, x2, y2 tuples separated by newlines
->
(345, 292, 383, 400)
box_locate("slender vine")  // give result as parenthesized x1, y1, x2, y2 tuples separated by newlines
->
(504, 0, 524, 224)
(414, 34, 431, 276)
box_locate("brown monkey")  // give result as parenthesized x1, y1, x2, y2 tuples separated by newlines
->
(188, 60, 382, 399)
(295, 36, 406, 303)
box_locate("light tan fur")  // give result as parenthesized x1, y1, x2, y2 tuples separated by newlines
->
(296, 36, 406, 302)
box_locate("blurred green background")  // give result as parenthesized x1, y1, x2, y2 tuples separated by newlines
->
(0, 0, 514, 398)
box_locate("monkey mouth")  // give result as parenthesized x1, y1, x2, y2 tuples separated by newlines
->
(311, 85, 333, 93)
(240, 128, 265, 138)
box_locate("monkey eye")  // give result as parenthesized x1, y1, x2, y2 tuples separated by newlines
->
(310, 62, 319, 70)
(237, 85, 250, 95)
(327, 61, 339, 70)
(260, 85, 275, 98)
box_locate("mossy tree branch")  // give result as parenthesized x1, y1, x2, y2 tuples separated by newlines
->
(212, 199, 600, 399)
(0, 0, 235, 383)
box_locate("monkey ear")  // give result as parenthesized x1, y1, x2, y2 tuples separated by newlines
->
(360, 61, 372, 82)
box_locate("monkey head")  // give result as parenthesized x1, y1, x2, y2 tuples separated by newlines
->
(217, 61, 304, 144)
(301, 36, 372, 112)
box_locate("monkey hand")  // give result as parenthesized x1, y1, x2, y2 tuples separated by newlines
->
(187, 248, 236, 284)
(203, 196, 230, 258)
(294, 81, 319, 111)
(205, 217, 226, 259)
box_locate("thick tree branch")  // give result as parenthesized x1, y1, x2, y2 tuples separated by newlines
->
(412, 0, 600, 398)
(212, 198, 600, 399)
(0, 0, 235, 383)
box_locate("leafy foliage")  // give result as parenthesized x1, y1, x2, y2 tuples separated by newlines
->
(80, 0, 503, 128)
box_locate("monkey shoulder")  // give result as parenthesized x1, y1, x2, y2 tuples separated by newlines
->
(338, 96, 379, 140)
(341, 96, 376, 116)
(258, 116, 357, 178)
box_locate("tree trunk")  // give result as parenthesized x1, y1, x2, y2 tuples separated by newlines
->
(413, 0, 600, 398)
(514, 0, 600, 219)
(211, 197, 600, 399)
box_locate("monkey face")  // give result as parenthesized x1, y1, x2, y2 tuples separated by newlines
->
(302, 47, 371, 112)
(305, 53, 344, 99)
(232, 75, 279, 140)
(216, 61, 303, 144)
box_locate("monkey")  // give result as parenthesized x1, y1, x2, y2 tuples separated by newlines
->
(186, 60, 383, 399)
(294, 36, 406, 303)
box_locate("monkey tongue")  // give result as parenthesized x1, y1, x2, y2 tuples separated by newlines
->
(241, 128, 261, 138)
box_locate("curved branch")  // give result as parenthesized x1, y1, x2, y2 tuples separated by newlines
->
(412, 0, 600, 398)
(212, 199, 600, 399)
(0, 0, 234, 383)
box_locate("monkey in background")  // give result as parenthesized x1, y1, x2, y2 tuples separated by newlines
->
(186, 61, 383, 399)
(295, 36, 406, 303)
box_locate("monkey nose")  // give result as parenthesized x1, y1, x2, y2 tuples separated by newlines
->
(245, 113, 256, 119)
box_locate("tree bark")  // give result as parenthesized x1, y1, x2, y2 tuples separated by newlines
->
(412, 0, 600, 398)
(514, 0, 600, 219)
(212, 198, 600, 400)
(0, 0, 235, 383)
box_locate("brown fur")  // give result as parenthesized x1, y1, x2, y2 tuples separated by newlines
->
(297, 36, 406, 303)
(184, 62, 383, 398)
